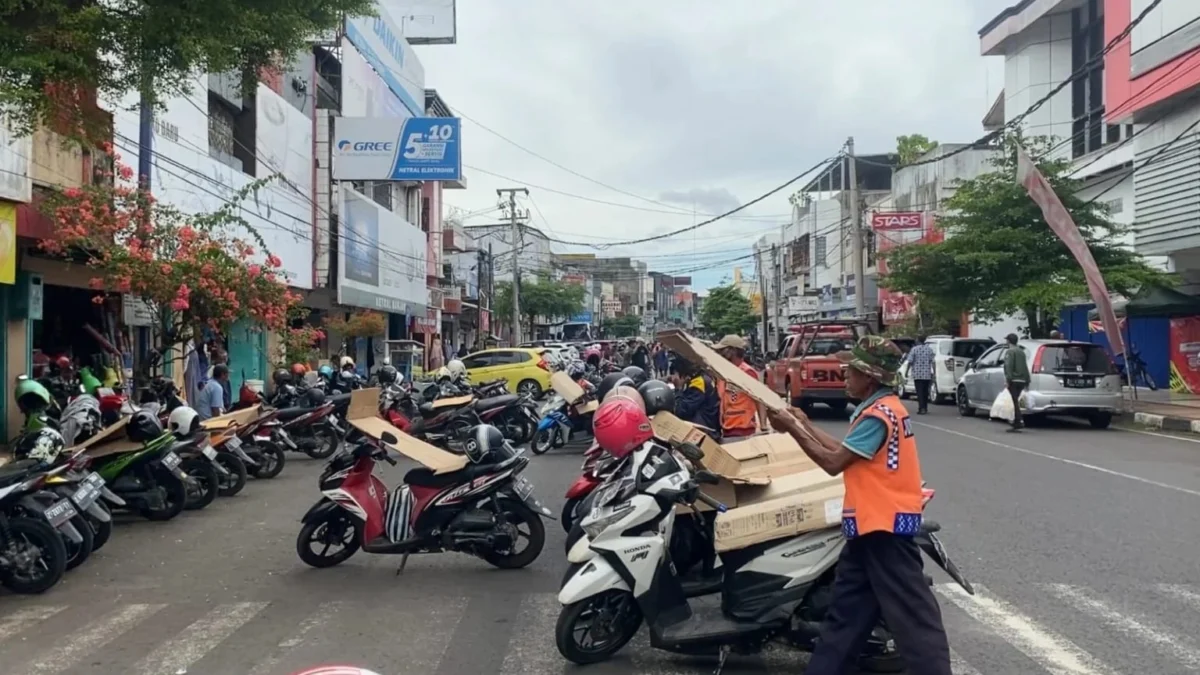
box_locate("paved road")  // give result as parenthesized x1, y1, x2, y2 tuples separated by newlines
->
(2, 402, 1200, 674)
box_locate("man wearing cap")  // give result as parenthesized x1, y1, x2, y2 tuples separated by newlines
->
(714, 334, 769, 437)
(768, 335, 951, 675)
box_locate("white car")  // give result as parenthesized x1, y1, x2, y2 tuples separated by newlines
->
(899, 336, 995, 403)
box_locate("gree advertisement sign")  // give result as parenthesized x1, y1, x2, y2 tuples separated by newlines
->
(334, 116, 462, 181)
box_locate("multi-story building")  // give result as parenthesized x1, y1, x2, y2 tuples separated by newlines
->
(464, 223, 553, 284)
(556, 254, 646, 318)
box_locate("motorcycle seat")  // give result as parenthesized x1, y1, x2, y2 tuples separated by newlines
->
(328, 393, 353, 406)
(475, 394, 518, 411)
(418, 402, 437, 415)
(404, 462, 501, 488)
(274, 406, 311, 421)
(0, 459, 44, 488)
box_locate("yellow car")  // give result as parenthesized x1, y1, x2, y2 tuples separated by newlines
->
(460, 348, 552, 398)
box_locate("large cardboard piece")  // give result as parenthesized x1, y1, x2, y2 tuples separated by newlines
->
(713, 469, 846, 552)
(650, 412, 810, 484)
(550, 371, 586, 404)
(67, 417, 138, 459)
(201, 405, 262, 430)
(346, 388, 467, 474)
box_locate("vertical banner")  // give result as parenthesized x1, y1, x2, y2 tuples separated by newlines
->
(1015, 144, 1124, 354)
(875, 213, 941, 325)
(0, 202, 16, 285)
(1169, 317, 1200, 393)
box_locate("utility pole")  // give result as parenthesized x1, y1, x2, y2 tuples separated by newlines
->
(772, 244, 782, 352)
(496, 187, 529, 344)
(756, 246, 769, 354)
(847, 137, 865, 317)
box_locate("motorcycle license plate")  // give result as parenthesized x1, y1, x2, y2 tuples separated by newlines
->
(162, 452, 182, 470)
(201, 445, 218, 460)
(514, 476, 534, 500)
(72, 482, 100, 509)
(84, 472, 105, 489)
(44, 499, 77, 527)
(226, 436, 243, 451)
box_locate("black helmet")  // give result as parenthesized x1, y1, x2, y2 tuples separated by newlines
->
(127, 409, 164, 442)
(621, 366, 647, 388)
(272, 368, 292, 386)
(638, 379, 676, 416)
(597, 373, 632, 402)
(305, 387, 327, 407)
(463, 424, 506, 464)
(15, 427, 65, 463)
(377, 364, 399, 385)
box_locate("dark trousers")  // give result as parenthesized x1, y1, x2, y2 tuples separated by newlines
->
(913, 378, 932, 413)
(805, 532, 952, 675)
(1007, 381, 1026, 428)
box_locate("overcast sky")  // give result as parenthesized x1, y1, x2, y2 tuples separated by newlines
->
(411, 0, 1015, 291)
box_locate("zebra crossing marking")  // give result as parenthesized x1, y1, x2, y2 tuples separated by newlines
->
(936, 584, 1117, 675)
(133, 601, 268, 675)
(247, 602, 345, 675)
(0, 606, 66, 646)
(1157, 583, 1200, 612)
(10, 603, 165, 675)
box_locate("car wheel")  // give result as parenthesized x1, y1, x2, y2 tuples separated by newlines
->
(517, 379, 542, 399)
(957, 386, 975, 417)
(931, 382, 942, 403)
(1089, 411, 1113, 429)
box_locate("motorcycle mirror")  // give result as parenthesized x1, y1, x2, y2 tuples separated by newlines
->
(677, 442, 704, 462)
(694, 469, 720, 485)
(380, 431, 399, 445)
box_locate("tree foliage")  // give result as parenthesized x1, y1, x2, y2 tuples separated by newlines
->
(896, 134, 939, 165)
(699, 285, 757, 338)
(604, 314, 641, 338)
(41, 147, 304, 378)
(881, 135, 1172, 338)
(0, 0, 374, 136)
(493, 277, 587, 336)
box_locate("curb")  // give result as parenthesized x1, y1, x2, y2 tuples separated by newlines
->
(1130, 411, 1200, 434)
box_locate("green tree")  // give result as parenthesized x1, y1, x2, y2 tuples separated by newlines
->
(493, 277, 587, 337)
(0, 0, 373, 136)
(881, 135, 1171, 338)
(605, 314, 641, 338)
(896, 134, 939, 165)
(699, 285, 756, 338)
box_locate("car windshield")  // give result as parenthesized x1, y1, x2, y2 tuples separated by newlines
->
(805, 337, 853, 356)
(1039, 344, 1111, 373)
(952, 341, 993, 360)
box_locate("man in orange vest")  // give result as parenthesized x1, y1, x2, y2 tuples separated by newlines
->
(768, 335, 951, 675)
(714, 334, 768, 437)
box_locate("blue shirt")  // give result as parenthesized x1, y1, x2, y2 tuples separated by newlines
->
(907, 344, 936, 380)
(842, 388, 893, 460)
(195, 379, 226, 421)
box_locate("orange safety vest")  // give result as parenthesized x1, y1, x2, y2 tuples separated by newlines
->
(841, 393, 925, 538)
(718, 362, 760, 434)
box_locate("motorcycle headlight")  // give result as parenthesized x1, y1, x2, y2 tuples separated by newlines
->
(581, 504, 632, 539)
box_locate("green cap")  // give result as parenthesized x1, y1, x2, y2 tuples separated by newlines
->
(837, 335, 903, 388)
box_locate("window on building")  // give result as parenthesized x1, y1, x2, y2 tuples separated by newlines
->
(1071, 0, 1106, 158)
(208, 96, 238, 168)
(866, 230, 877, 267)
(814, 235, 827, 267)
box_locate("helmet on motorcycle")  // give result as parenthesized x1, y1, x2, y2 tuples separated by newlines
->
(272, 368, 292, 386)
(463, 424, 506, 464)
(15, 427, 65, 463)
(593, 397, 653, 458)
(306, 387, 327, 406)
(291, 363, 308, 376)
(377, 364, 399, 385)
(605, 384, 644, 411)
(53, 355, 72, 372)
(339, 355, 355, 370)
(127, 408, 164, 442)
(167, 406, 202, 438)
(638, 379, 676, 416)
(318, 364, 335, 379)
(621, 366, 648, 388)
(596, 373, 632, 402)
(446, 359, 467, 378)
(238, 382, 259, 405)
(15, 378, 52, 414)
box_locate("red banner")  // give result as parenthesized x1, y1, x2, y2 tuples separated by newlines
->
(871, 211, 924, 231)
(1016, 144, 1124, 354)
(1170, 317, 1200, 393)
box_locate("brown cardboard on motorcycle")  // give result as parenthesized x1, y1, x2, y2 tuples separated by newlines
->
(713, 469, 846, 552)
(346, 388, 467, 474)
(201, 405, 262, 431)
(550, 371, 598, 414)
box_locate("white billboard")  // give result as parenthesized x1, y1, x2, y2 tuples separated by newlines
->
(345, 9, 426, 117)
(340, 38, 408, 119)
(382, 0, 457, 44)
(338, 185, 427, 313)
(0, 122, 31, 203)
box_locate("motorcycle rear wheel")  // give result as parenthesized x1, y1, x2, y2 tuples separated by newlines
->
(483, 500, 545, 569)
(250, 443, 286, 479)
(215, 453, 248, 497)
(296, 510, 361, 568)
(0, 516, 67, 594)
(555, 590, 643, 664)
(305, 427, 340, 460)
(561, 497, 584, 533)
(182, 458, 219, 510)
(63, 513, 95, 571)
(140, 468, 187, 521)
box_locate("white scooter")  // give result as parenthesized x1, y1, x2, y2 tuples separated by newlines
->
(555, 440, 973, 674)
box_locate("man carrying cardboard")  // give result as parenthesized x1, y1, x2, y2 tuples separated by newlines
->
(713, 335, 769, 438)
(767, 335, 951, 675)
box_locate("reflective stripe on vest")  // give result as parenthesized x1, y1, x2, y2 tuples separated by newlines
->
(718, 380, 757, 433)
(841, 394, 925, 538)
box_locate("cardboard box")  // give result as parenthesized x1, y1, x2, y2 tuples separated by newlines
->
(68, 417, 142, 459)
(650, 412, 809, 483)
(713, 469, 846, 552)
(346, 388, 467, 474)
(551, 371, 597, 415)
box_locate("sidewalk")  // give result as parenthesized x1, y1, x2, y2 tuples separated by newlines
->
(1123, 387, 1200, 433)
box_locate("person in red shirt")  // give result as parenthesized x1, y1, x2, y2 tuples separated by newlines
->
(714, 334, 768, 437)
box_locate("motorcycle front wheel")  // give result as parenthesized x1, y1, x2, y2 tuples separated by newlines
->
(530, 427, 558, 455)
(305, 426, 340, 460)
(555, 590, 643, 664)
(0, 516, 67, 594)
(296, 510, 361, 568)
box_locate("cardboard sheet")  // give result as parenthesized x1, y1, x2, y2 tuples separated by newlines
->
(650, 412, 809, 484)
(201, 405, 261, 430)
(713, 469, 846, 551)
(550, 371, 586, 404)
(431, 394, 474, 409)
(346, 388, 467, 474)
(65, 417, 131, 459)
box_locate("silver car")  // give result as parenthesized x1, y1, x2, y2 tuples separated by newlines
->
(956, 339, 1123, 429)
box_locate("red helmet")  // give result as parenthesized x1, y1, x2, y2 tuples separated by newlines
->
(592, 397, 653, 459)
(54, 355, 72, 372)
(291, 363, 308, 376)
(238, 382, 259, 405)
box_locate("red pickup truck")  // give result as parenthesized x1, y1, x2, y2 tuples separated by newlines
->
(766, 320, 873, 414)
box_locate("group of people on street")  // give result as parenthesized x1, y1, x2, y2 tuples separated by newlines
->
(903, 332, 1029, 432)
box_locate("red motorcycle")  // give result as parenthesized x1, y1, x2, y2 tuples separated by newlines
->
(225, 409, 287, 479)
(295, 431, 550, 572)
(559, 442, 626, 531)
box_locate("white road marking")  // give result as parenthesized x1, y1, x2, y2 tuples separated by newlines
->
(936, 584, 1115, 675)
(0, 606, 66, 645)
(1157, 583, 1200, 611)
(247, 602, 343, 675)
(1117, 426, 1200, 444)
(134, 601, 268, 675)
(12, 603, 165, 675)
(1047, 583, 1200, 669)
(950, 648, 984, 675)
(915, 421, 1200, 498)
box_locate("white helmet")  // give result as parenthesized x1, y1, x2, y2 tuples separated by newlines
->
(340, 355, 355, 369)
(168, 406, 201, 438)
(446, 359, 467, 378)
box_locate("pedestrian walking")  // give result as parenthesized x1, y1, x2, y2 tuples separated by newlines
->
(907, 335, 935, 415)
(1003, 333, 1029, 433)
(767, 336, 952, 675)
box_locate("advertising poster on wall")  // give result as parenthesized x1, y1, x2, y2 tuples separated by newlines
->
(340, 38, 408, 119)
(1169, 317, 1200, 393)
(338, 185, 427, 314)
(334, 116, 462, 181)
(0, 123, 31, 203)
(344, 11, 426, 117)
(382, 0, 457, 44)
(875, 213, 942, 325)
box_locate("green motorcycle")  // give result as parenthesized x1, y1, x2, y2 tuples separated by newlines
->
(88, 431, 192, 521)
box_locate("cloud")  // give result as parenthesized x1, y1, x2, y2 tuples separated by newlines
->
(413, 0, 1014, 290)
